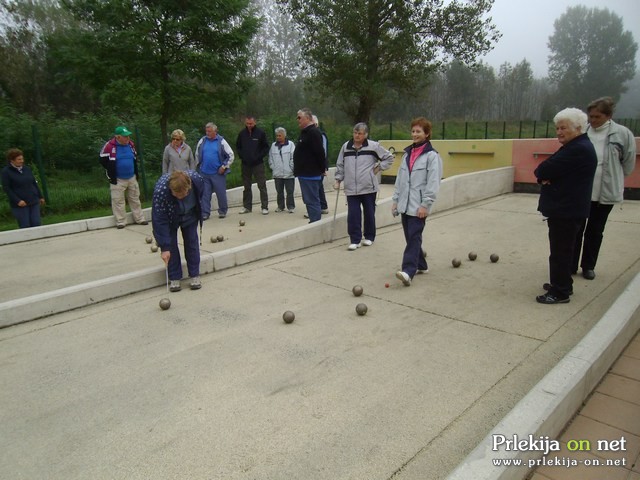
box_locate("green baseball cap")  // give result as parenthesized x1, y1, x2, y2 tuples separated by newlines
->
(114, 126, 133, 136)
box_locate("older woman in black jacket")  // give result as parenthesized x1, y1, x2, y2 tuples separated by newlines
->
(1, 148, 45, 228)
(534, 108, 597, 304)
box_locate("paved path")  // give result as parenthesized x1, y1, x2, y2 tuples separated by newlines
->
(1, 194, 639, 480)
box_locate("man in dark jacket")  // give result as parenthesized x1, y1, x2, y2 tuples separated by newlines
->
(152, 170, 207, 292)
(293, 108, 327, 222)
(534, 108, 597, 305)
(236, 116, 270, 215)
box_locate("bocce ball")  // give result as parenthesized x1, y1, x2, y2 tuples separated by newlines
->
(145, 236, 153, 244)
(239, 220, 245, 227)
(352, 285, 363, 297)
(159, 298, 171, 310)
(150, 245, 159, 253)
(355, 303, 368, 316)
(468, 251, 477, 261)
(283, 311, 295, 324)
(217, 235, 224, 242)
(490, 253, 500, 263)
(210, 236, 218, 243)
(452, 258, 462, 268)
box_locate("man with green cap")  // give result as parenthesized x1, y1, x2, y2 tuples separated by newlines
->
(99, 126, 148, 229)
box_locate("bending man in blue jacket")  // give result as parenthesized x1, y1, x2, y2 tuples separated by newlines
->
(152, 170, 208, 292)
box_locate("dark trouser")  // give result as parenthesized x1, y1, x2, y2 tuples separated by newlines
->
(241, 163, 268, 210)
(201, 173, 228, 216)
(401, 214, 428, 278)
(298, 178, 322, 222)
(12, 204, 41, 228)
(572, 201, 614, 272)
(347, 192, 377, 244)
(274, 178, 295, 210)
(319, 181, 328, 210)
(547, 217, 582, 299)
(167, 220, 200, 281)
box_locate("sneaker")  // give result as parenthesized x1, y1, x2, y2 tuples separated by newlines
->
(582, 269, 595, 280)
(116, 224, 125, 229)
(202, 215, 210, 221)
(137, 220, 148, 225)
(218, 214, 226, 219)
(169, 280, 182, 292)
(239, 208, 251, 214)
(304, 213, 309, 219)
(362, 239, 373, 246)
(190, 276, 201, 290)
(396, 271, 411, 286)
(536, 292, 569, 304)
(321, 209, 329, 214)
(348, 243, 361, 251)
(288, 209, 295, 214)
(261, 209, 269, 215)
(275, 208, 284, 213)
(417, 269, 429, 274)
(542, 283, 573, 296)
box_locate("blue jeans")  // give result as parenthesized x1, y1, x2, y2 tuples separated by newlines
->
(400, 214, 428, 278)
(12, 204, 41, 228)
(347, 192, 377, 244)
(201, 173, 228, 216)
(167, 220, 200, 281)
(298, 178, 322, 222)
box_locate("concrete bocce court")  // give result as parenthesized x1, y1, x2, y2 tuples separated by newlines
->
(0, 167, 639, 480)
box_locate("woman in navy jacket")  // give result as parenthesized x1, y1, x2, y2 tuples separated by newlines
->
(534, 108, 597, 304)
(152, 170, 207, 292)
(1, 148, 45, 228)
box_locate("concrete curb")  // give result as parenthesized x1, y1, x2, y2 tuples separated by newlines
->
(446, 272, 640, 480)
(0, 167, 514, 327)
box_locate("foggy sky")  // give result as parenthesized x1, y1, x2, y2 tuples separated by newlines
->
(480, 0, 640, 77)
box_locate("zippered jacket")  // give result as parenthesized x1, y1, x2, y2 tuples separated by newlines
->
(392, 142, 442, 215)
(587, 120, 636, 204)
(335, 139, 394, 196)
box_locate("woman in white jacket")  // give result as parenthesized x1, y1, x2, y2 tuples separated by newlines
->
(572, 97, 637, 280)
(392, 117, 443, 286)
(268, 127, 296, 213)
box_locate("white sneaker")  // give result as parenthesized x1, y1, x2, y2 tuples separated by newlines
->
(275, 208, 284, 212)
(396, 271, 411, 286)
(261, 209, 269, 215)
(239, 208, 251, 214)
(189, 276, 201, 290)
(288, 209, 295, 214)
(348, 243, 361, 251)
(417, 269, 429, 274)
(303, 213, 309, 219)
(169, 280, 182, 292)
(362, 239, 373, 246)
(321, 209, 329, 214)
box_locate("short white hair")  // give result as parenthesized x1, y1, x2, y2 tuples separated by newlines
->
(553, 108, 587, 132)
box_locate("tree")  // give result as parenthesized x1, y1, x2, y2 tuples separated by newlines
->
(497, 60, 533, 120)
(0, 0, 80, 115)
(548, 6, 637, 110)
(52, 0, 260, 143)
(243, 0, 306, 117)
(278, 0, 500, 125)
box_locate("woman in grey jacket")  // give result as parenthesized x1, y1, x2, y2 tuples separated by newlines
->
(572, 97, 637, 280)
(268, 127, 296, 213)
(334, 123, 394, 250)
(392, 117, 443, 286)
(162, 129, 196, 174)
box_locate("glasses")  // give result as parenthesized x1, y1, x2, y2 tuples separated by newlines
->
(171, 137, 181, 140)
(296, 116, 302, 120)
